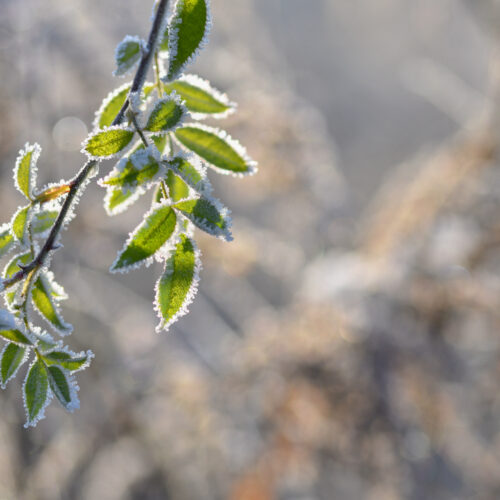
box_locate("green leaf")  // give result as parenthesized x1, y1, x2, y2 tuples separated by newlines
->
(0, 343, 28, 388)
(11, 205, 30, 242)
(14, 143, 40, 200)
(175, 125, 256, 175)
(164, 155, 209, 192)
(101, 148, 161, 191)
(95, 83, 131, 129)
(23, 359, 50, 428)
(0, 224, 15, 259)
(144, 98, 186, 133)
(3, 252, 32, 308)
(0, 309, 32, 345)
(104, 187, 142, 216)
(47, 365, 78, 411)
(32, 274, 73, 335)
(173, 197, 232, 240)
(43, 350, 91, 372)
(83, 127, 135, 159)
(166, 0, 210, 81)
(151, 134, 168, 154)
(165, 170, 190, 202)
(31, 210, 58, 235)
(0, 328, 32, 346)
(111, 203, 177, 272)
(155, 234, 200, 331)
(114, 36, 143, 77)
(163, 75, 233, 117)
(3, 252, 31, 280)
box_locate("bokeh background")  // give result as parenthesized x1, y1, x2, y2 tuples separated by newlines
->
(1, 0, 500, 498)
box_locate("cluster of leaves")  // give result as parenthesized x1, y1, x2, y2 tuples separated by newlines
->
(0, 146, 93, 427)
(0, 0, 255, 427)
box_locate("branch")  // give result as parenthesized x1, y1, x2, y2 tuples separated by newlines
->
(2, 0, 170, 290)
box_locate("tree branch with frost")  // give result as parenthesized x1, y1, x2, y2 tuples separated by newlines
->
(0, 0, 256, 427)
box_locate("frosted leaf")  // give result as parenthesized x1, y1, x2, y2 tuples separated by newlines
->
(175, 123, 257, 176)
(0, 343, 29, 389)
(42, 348, 94, 373)
(163, 74, 235, 119)
(0, 326, 33, 346)
(31, 273, 73, 336)
(10, 205, 31, 243)
(144, 96, 187, 133)
(82, 126, 135, 159)
(151, 134, 169, 154)
(99, 146, 163, 192)
(165, 170, 191, 202)
(110, 202, 178, 273)
(3, 251, 32, 310)
(23, 358, 51, 428)
(113, 35, 145, 77)
(47, 365, 79, 412)
(94, 82, 132, 129)
(104, 185, 146, 216)
(165, 0, 211, 81)
(172, 196, 232, 241)
(0, 309, 33, 346)
(13, 143, 41, 200)
(154, 234, 201, 332)
(163, 153, 211, 195)
(31, 209, 59, 237)
(0, 223, 16, 259)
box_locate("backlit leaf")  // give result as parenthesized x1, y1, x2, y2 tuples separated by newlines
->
(14, 143, 40, 200)
(32, 274, 73, 336)
(154, 234, 200, 331)
(23, 359, 50, 428)
(47, 365, 79, 411)
(0, 224, 15, 259)
(164, 154, 210, 194)
(100, 147, 161, 191)
(144, 97, 186, 133)
(95, 82, 131, 129)
(165, 170, 190, 202)
(83, 127, 135, 159)
(166, 0, 210, 81)
(0, 343, 28, 388)
(114, 36, 143, 77)
(163, 74, 234, 118)
(173, 197, 232, 240)
(111, 203, 177, 272)
(11, 205, 30, 242)
(175, 124, 256, 176)
(31, 210, 58, 236)
(0, 310, 32, 345)
(43, 349, 92, 372)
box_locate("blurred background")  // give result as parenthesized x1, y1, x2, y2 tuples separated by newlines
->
(1, 0, 500, 498)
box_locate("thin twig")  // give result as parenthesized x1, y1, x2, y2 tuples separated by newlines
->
(3, 0, 170, 291)
(113, 0, 169, 125)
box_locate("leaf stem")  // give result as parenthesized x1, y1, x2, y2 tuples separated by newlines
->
(2, 0, 170, 291)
